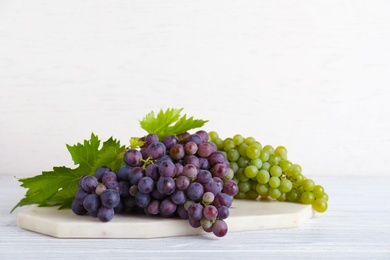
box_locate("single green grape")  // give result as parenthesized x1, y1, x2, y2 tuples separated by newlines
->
(291, 172, 304, 185)
(238, 180, 251, 193)
(300, 191, 315, 204)
(227, 149, 240, 162)
(274, 146, 288, 160)
(236, 168, 249, 181)
(313, 185, 325, 198)
(301, 179, 315, 192)
(250, 158, 263, 169)
(286, 189, 300, 202)
(291, 163, 302, 174)
(237, 156, 250, 168)
(208, 131, 219, 140)
(261, 161, 271, 171)
(279, 159, 293, 173)
(256, 169, 270, 184)
(230, 161, 239, 173)
(223, 139, 236, 152)
(279, 178, 293, 193)
(246, 145, 261, 159)
(270, 165, 282, 177)
(213, 137, 224, 150)
(234, 191, 246, 199)
(259, 150, 270, 162)
(277, 192, 286, 202)
(268, 154, 281, 166)
(269, 188, 282, 199)
(251, 141, 262, 151)
(245, 190, 259, 200)
(313, 198, 328, 212)
(256, 183, 269, 196)
(244, 165, 258, 178)
(244, 136, 257, 145)
(238, 143, 249, 157)
(322, 193, 329, 201)
(262, 145, 274, 155)
(269, 176, 281, 188)
(233, 134, 244, 145)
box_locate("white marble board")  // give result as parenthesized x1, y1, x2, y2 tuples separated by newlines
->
(17, 199, 313, 238)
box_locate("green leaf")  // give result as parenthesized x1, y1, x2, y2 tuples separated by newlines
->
(139, 108, 208, 140)
(11, 133, 125, 212)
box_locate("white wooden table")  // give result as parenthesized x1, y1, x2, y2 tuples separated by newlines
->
(1, 174, 389, 259)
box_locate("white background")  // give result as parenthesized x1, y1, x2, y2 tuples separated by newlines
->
(1, 0, 389, 177)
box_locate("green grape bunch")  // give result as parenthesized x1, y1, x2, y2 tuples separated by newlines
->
(208, 132, 328, 213)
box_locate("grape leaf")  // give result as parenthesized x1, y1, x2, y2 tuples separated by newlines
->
(11, 133, 125, 212)
(139, 108, 208, 140)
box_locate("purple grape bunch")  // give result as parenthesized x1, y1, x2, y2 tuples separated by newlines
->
(71, 130, 239, 237)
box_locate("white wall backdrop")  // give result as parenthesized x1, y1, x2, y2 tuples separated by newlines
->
(1, 0, 389, 177)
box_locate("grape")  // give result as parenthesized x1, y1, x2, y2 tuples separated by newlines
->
(217, 206, 230, 219)
(147, 142, 166, 159)
(183, 155, 200, 168)
(301, 179, 315, 192)
(270, 165, 282, 177)
(94, 166, 111, 182)
(222, 180, 239, 196)
(185, 134, 202, 145)
(102, 171, 117, 184)
(187, 203, 204, 220)
(313, 198, 328, 212)
(197, 169, 212, 184)
(157, 177, 176, 195)
(116, 165, 133, 181)
(279, 178, 293, 193)
(313, 185, 325, 198)
(80, 176, 98, 193)
(199, 157, 210, 170)
(195, 130, 209, 143)
(204, 180, 222, 196)
(105, 181, 120, 193)
(177, 204, 189, 219)
(145, 133, 159, 145)
(137, 176, 154, 194)
(97, 206, 115, 222)
(175, 175, 190, 190)
(269, 176, 280, 188)
(213, 193, 233, 208)
(135, 191, 151, 208)
(75, 188, 90, 204)
(246, 145, 260, 159)
(186, 182, 204, 202)
(256, 169, 270, 184)
(123, 149, 143, 166)
(170, 190, 187, 205)
(212, 163, 228, 178)
(203, 205, 218, 220)
(202, 191, 215, 204)
(118, 181, 130, 197)
(184, 141, 198, 155)
(182, 164, 198, 180)
(212, 219, 228, 237)
(128, 167, 144, 185)
(244, 165, 258, 178)
(146, 200, 160, 215)
(208, 152, 226, 166)
(71, 200, 88, 215)
(159, 198, 177, 217)
(169, 144, 185, 160)
(200, 218, 213, 230)
(100, 189, 120, 208)
(145, 163, 160, 181)
(158, 160, 176, 177)
(83, 194, 101, 213)
(162, 135, 178, 149)
(300, 191, 315, 204)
